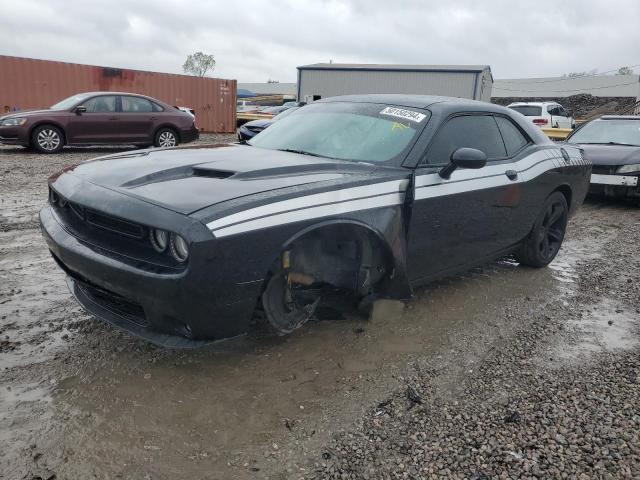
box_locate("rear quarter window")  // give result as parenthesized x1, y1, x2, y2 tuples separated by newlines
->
(509, 106, 542, 116)
(495, 116, 529, 155)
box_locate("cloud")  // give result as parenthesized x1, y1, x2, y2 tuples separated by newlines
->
(0, 0, 638, 82)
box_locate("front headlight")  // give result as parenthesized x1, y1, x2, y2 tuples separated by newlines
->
(0, 117, 27, 126)
(150, 228, 169, 252)
(617, 164, 640, 175)
(170, 233, 189, 262)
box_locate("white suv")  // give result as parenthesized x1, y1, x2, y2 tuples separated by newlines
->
(508, 102, 576, 129)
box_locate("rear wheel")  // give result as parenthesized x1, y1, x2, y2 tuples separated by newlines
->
(154, 128, 178, 148)
(31, 125, 64, 153)
(516, 191, 568, 267)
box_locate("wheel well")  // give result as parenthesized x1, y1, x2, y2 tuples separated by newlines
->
(554, 184, 572, 209)
(270, 223, 394, 298)
(29, 122, 67, 146)
(155, 125, 180, 142)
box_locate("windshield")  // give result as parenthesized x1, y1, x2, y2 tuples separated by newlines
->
(248, 102, 429, 163)
(568, 119, 640, 146)
(50, 93, 93, 110)
(509, 105, 542, 116)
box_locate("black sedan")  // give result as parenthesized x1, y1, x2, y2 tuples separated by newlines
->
(40, 95, 591, 347)
(237, 106, 299, 141)
(566, 115, 640, 202)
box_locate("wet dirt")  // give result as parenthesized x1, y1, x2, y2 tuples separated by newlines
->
(1, 142, 639, 479)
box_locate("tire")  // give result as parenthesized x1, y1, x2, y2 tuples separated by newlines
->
(261, 270, 320, 336)
(31, 125, 64, 153)
(154, 128, 179, 148)
(515, 191, 568, 268)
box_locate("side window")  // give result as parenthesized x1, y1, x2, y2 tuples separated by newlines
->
(548, 105, 561, 116)
(121, 96, 153, 113)
(557, 106, 568, 117)
(495, 116, 529, 156)
(84, 96, 116, 113)
(151, 102, 164, 112)
(425, 115, 506, 164)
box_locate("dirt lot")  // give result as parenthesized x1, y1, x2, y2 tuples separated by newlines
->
(1, 138, 639, 480)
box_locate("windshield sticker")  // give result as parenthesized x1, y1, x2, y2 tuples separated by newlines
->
(380, 107, 426, 123)
(391, 122, 410, 131)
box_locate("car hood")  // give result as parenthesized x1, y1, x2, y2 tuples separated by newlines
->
(573, 143, 640, 166)
(63, 144, 380, 214)
(0, 109, 52, 121)
(242, 119, 272, 129)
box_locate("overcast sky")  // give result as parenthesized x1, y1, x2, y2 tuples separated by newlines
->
(1, 0, 639, 82)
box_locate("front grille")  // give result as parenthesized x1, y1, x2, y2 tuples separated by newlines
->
(591, 165, 618, 175)
(85, 209, 145, 239)
(49, 187, 185, 271)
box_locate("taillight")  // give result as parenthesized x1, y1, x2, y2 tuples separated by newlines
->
(533, 118, 548, 125)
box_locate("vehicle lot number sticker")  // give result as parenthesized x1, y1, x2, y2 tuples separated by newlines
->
(380, 107, 426, 123)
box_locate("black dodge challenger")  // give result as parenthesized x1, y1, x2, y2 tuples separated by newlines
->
(40, 95, 591, 347)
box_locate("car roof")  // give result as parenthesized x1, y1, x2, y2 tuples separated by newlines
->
(508, 102, 559, 107)
(77, 91, 160, 100)
(317, 94, 499, 110)
(598, 115, 640, 120)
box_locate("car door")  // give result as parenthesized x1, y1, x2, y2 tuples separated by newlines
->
(406, 113, 524, 282)
(65, 95, 120, 144)
(547, 105, 570, 129)
(118, 96, 158, 144)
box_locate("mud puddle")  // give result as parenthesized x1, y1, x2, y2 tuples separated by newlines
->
(8, 257, 568, 480)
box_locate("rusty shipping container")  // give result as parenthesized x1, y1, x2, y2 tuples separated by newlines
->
(0, 55, 236, 133)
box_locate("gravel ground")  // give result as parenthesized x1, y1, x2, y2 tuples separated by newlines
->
(313, 204, 640, 480)
(1, 138, 639, 479)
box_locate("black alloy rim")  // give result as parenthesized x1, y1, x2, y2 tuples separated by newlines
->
(538, 200, 567, 260)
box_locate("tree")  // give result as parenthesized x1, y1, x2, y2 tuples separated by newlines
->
(616, 66, 633, 75)
(182, 52, 216, 77)
(562, 69, 598, 78)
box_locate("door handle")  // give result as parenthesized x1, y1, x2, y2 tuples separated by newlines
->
(505, 170, 518, 181)
(108, 117, 118, 121)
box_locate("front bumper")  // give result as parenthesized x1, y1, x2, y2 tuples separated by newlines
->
(40, 205, 260, 347)
(0, 126, 29, 145)
(589, 172, 640, 199)
(237, 126, 258, 142)
(590, 173, 638, 187)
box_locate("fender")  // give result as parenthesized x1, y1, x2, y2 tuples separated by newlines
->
(272, 212, 412, 300)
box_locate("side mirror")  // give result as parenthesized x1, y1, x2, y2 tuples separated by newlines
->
(75, 106, 87, 115)
(438, 147, 487, 179)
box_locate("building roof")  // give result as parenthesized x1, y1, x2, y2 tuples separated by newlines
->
(317, 93, 493, 109)
(237, 82, 297, 96)
(297, 63, 491, 73)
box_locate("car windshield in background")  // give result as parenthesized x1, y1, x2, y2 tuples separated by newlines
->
(50, 93, 92, 111)
(509, 105, 542, 116)
(568, 119, 640, 146)
(248, 102, 429, 163)
(272, 107, 298, 121)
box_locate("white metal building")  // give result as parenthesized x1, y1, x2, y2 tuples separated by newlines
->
(296, 63, 493, 103)
(492, 74, 640, 99)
